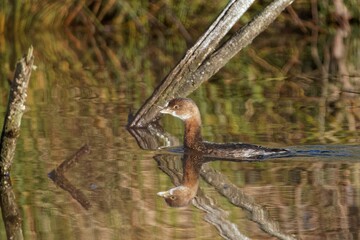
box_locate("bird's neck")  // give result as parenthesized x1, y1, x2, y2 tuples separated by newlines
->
(181, 154, 202, 193)
(184, 114, 205, 151)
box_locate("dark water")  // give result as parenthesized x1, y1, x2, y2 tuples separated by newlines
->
(1, 5, 360, 240)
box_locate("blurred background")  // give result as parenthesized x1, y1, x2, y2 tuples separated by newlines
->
(0, 0, 360, 239)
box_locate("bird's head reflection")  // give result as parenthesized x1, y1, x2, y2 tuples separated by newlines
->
(157, 185, 197, 207)
(157, 153, 203, 207)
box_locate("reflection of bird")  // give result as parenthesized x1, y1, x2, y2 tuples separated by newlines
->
(160, 98, 289, 159)
(157, 185, 198, 207)
(157, 153, 202, 207)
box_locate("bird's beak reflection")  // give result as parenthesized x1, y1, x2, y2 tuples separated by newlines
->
(157, 190, 171, 198)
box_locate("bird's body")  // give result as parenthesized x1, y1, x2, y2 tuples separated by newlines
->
(157, 98, 290, 207)
(160, 98, 289, 159)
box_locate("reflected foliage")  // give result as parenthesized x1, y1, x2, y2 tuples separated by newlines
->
(0, 0, 360, 239)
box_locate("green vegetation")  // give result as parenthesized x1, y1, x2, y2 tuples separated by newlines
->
(0, 1, 360, 238)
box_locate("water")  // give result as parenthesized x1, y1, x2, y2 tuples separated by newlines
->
(2, 66, 360, 239)
(1, 6, 360, 240)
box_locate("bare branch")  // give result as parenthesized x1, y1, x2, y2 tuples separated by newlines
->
(129, 0, 294, 128)
(129, 0, 255, 127)
(0, 46, 35, 175)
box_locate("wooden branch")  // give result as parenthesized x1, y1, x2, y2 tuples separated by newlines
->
(181, 0, 294, 94)
(0, 176, 23, 240)
(0, 46, 35, 175)
(129, 0, 293, 128)
(129, 0, 255, 127)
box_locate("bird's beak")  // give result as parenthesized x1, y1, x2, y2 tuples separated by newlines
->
(157, 190, 171, 198)
(159, 107, 172, 114)
(159, 102, 170, 114)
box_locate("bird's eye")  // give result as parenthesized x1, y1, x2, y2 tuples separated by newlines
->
(173, 105, 179, 110)
(170, 195, 176, 200)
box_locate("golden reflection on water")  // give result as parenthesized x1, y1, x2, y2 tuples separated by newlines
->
(1, 3, 360, 239)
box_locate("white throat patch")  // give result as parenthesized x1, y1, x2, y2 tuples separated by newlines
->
(172, 112, 191, 120)
(169, 186, 188, 194)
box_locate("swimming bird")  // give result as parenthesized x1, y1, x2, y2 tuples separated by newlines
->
(160, 98, 289, 159)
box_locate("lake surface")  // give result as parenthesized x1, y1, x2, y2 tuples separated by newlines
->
(1, 2, 360, 239)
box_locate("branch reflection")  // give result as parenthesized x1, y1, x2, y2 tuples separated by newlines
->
(130, 124, 296, 239)
(48, 144, 91, 210)
(0, 176, 23, 240)
(155, 153, 250, 239)
(127, 122, 180, 150)
(156, 152, 296, 240)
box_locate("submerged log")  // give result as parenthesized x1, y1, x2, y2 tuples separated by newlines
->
(0, 46, 35, 175)
(129, 0, 294, 128)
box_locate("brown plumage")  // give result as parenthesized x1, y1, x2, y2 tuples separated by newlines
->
(160, 98, 289, 159)
(157, 153, 202, 207)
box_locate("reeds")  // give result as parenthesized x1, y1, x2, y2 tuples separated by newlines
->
(1, 0, 357, 32)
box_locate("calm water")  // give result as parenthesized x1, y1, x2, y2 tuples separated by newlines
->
(1, 68, 360, 240)
(1, 5, 360, 240)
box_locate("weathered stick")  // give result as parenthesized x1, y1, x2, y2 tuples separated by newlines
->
(0, 46, 35, 175)
(129, 0, 293, 128)
(180, 0, 295, 94)
(129, 0, 255, 127)
(0, 176, 23, 240)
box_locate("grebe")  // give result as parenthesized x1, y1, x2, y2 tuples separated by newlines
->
(160, 98, 289, 159)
